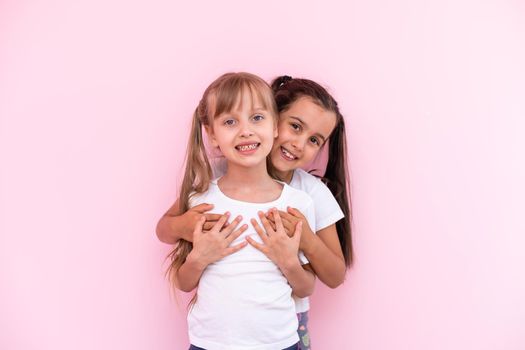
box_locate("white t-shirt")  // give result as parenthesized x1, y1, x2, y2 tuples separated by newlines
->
(187, 179, 316, 350)
(212, 159, 344, 232)
(289, 168, 344, 232)
(212, 161, 345, 315)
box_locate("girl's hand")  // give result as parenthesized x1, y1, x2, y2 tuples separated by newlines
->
(266, 207, 314, 252)
(246, 209, 303, 270)
(181, 203, 224, 241)
(188, 213, 248, 268)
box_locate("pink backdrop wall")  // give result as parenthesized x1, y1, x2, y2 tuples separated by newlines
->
(1, 0, 524, 349)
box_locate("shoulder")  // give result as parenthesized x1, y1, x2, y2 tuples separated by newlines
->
(281, 181, 314, 207)
(290, 169, 333, 200)
(188, 180, 219, 207)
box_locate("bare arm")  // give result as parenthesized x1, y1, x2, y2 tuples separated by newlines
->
(279, 260, 316, 298)
(246, 210, 315, 298)
(272, 208, 346, 288)
(156, 199, 223, 244)
(302, 224, 346, 288)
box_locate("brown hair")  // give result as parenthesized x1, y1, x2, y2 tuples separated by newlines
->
(166, 72, 279, 287)
(271, 75, 353, 266)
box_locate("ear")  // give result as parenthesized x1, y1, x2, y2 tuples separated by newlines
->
(204, 125, 219, 148)
(273, 125, 278, 139)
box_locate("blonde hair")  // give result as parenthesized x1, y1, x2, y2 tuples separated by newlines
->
(166, 72, 279, 289)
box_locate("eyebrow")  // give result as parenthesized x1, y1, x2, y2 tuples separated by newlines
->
(289, 116, 328, 144)
(217, 107, 267, 118)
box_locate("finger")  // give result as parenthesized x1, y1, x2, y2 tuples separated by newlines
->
(193, 216, 206, 235)
(204, 213, 222, 221)
(202, 221, 217, 231)
(292, 221, 303, 243)
(192, 203, 214, 213)
(277, 210, 294, 221)
(271, 209, 285, 232)
(265, 215, 276, 231)
(287, 206, 305, 219)
(279, 214, 293, 227)
(258, 211, 275, 236)
(281, 219, 294, 237)
(211, 212, 230, 233)
(221, 215, 243, 237)
(250, 218, 269, 244)
(224, 241, 248, 256)
(225, 224, 248, 245)
(245, 235, 266, 252)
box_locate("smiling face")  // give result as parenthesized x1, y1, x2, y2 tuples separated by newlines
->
(208, 88, 277, 170)
(270, 96, 337, 180)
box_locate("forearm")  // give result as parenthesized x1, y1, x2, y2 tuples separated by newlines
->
(156, 215, 192, 244)
(175, 253, 207, 292)
(302, 234, 346, 288)
(280, 260, 315, 298)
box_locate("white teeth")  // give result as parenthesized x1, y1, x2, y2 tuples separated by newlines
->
(237, 143, 258, 151)
(281, 147, 296, 160)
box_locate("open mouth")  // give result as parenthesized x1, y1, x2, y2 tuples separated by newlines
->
(235, 143, 260, 152)
(280, 146, 297, 161)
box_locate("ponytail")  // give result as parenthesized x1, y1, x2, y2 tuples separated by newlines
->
(166, 107, 213, 286)
(323, 114, 353, 266)
(271, 75, 293, 92)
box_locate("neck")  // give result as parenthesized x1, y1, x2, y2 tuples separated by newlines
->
(221, 161, 274, 187)
(274, 169, 294, 184)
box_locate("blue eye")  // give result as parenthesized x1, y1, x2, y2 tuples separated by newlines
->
(252, 114, 264, 121)
(224, 119, 236, 126)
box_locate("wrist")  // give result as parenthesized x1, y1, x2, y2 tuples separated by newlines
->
(168, 215, 193, 242)
(186, 251, 208, 271)
(301, 229, 319, 257)
(279, 257, 302, 275)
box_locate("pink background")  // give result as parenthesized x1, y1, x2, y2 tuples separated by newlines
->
(1, 0, 524, 349)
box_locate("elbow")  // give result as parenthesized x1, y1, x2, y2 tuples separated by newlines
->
(174, 276, 197, 293)
(323, 269, 347, 289)
(178, 284, 196, 293)
(325, 279, 344, 289)
(155, 225, 168, 244)
(156, 218, 175, 244)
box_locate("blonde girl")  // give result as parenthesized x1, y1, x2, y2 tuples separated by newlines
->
(168, 72, 316, 350)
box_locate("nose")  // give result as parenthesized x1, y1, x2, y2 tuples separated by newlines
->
(290, 136, 306, 152)
(239, 121, 254, 137)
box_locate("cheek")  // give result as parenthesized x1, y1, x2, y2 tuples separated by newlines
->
(301, 147, 321, 164)
(275, 126, 291, 143)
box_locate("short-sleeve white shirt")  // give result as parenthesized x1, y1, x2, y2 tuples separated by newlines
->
(187, 179, 315, 350)
(289, 168, 344, 231)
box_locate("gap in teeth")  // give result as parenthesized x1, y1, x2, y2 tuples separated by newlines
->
(239, 144, 257, 151)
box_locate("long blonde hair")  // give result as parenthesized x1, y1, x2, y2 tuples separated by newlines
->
(166, 72, 279, 287)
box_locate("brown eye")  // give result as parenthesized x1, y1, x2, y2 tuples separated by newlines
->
(290, 123, 301, 131)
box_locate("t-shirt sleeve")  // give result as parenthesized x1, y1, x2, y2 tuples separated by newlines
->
(310, 181, 344, 231)
(298, 196, 316, 265)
